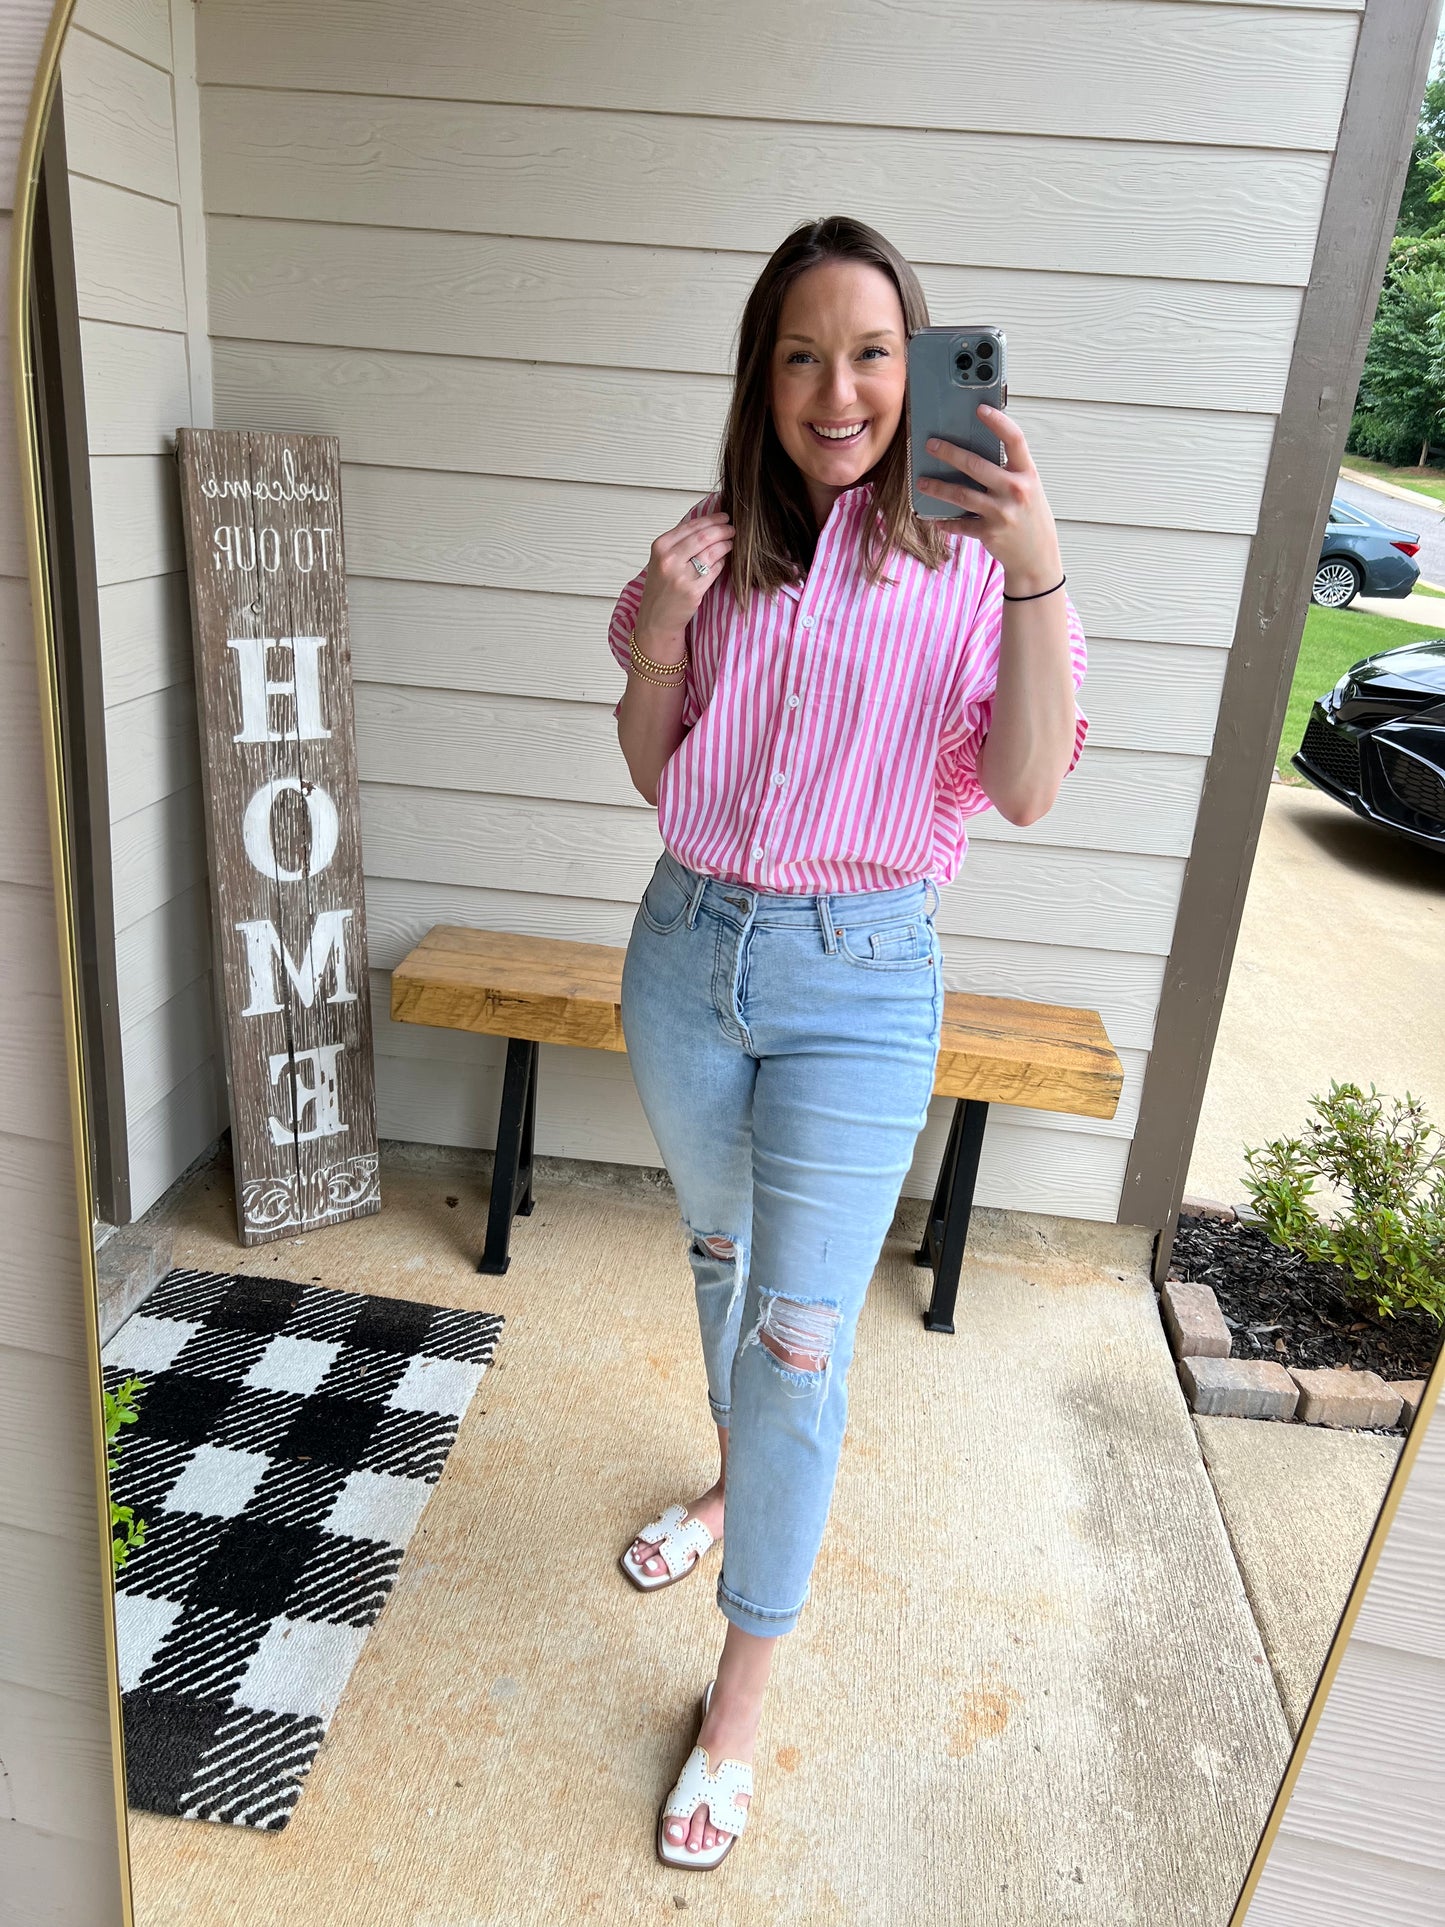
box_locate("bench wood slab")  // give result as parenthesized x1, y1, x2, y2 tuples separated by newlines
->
(390, 925, 1122, 1120)
(391, 927, 627, 1052)
(391, 922, 1123, 1327)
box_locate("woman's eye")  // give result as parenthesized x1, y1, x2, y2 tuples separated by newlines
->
(782, 346, 889, 365)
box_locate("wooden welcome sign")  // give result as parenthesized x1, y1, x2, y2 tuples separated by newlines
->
(176, 429, 379, 1244)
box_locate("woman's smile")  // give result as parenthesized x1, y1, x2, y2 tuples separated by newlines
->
(807, 420, 870, 443)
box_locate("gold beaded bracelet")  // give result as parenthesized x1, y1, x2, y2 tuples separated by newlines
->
(628, 658, 686, 687)
(628, 629, 689, 675)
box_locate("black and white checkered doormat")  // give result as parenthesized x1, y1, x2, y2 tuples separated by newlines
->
(102, 1267, 503, 1831)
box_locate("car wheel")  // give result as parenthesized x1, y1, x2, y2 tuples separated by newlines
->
(1312, 558, 1362, 609)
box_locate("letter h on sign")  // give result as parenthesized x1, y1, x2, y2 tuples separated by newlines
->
(176, 429, 379, 1243)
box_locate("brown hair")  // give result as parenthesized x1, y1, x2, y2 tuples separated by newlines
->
(719, 215, 950, 604)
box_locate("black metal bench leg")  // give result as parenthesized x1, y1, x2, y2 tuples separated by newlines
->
(479, 1037, 538, 1275)
(912, 1098, 988, 1333)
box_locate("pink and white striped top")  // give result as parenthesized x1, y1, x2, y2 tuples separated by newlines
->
(608, 479, 1088, 894)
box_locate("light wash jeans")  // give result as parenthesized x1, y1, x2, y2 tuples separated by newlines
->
(619, 847, 944, 1638)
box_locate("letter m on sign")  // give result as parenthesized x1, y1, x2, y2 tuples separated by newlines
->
(176, 428, 380, 1243)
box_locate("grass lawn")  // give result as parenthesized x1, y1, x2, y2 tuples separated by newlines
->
(1278, 603, 1445, 782)
(1340, 453, 1445, 507)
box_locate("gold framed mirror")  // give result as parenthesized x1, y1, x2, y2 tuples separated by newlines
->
(7, 1, 1444, 1921)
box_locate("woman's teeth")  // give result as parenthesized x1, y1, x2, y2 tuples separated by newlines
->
(810, 422, 867, 441)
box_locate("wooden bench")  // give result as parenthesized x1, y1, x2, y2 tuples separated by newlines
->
(391, 925, 1124, 1333)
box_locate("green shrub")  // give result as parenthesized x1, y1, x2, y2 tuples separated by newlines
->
(1242, 1083, 1445, 1327)
(105, 1374, 148, 1573)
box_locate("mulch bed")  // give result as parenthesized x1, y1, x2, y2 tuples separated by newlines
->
(1171, 1212, 1442, 1384)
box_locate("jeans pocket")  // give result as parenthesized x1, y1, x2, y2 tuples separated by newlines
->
(835, 914, 934, 971)
(638, 856, 692, 936)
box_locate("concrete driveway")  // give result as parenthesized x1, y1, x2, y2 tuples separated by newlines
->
(1353, 588, 1445, 623)
(1186, 778, 1445, 1207)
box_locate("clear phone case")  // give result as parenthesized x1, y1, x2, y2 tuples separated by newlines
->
(907, 327, 1007, 519)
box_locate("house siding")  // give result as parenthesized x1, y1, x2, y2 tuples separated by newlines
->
(60, 0, 220, 1218)
(0, 3, 131, 1918)
(1242, 1389, 1445, 1924)
(192, 0, 1355, 1220)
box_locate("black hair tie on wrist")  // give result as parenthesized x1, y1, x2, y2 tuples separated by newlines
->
(1002, 573, 1067, 602)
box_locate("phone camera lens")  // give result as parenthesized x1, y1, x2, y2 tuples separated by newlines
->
(976, 345, 994, 365)
(954, 351, 973, 374)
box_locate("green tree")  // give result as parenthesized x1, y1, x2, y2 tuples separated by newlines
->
(1385, 231, 1445, 288)
(1348, 264, 1445, 465)
(1397, 75, 1445, 237)
(1345, 68, 1445, 464)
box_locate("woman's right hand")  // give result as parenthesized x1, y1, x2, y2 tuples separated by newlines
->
(631, 509, 734, 651)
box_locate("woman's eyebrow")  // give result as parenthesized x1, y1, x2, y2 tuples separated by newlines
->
(778, 328, 901, 343)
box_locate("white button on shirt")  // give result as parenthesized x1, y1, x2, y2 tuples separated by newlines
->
(787, 694, 801, 709)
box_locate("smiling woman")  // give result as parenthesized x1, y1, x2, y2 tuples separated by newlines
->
(607, 213, 1090, 1869)
(715, 222, 950, 600)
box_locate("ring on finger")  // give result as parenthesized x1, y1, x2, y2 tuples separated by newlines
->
(690, 554, 710, 578)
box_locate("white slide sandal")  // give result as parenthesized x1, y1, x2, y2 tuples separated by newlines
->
(620, 1501, 717, 1592)
(656, 1680, 753, 1871)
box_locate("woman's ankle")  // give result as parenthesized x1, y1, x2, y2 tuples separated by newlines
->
(699, 1689, 765, 1757)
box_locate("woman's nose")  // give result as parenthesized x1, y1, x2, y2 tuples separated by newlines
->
(819, 360, 857, 408)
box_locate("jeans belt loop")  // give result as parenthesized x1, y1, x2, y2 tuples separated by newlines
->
(686, 868, 708, 929)
(925, 874, 939, 918)
(817, 892, 837, 953)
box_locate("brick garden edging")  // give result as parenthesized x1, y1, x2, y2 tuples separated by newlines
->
(1163, 1197, 1426, 1433)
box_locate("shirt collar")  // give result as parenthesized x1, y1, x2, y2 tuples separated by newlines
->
(776, 479, 877, 599)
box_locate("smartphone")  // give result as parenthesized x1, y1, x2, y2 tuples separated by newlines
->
(908, 327, 1008, 519)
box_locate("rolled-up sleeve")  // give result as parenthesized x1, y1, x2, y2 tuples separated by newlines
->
(937, 557, 1089, 821)
(607, 492, 719, 725)
(607, 563, 650, 719)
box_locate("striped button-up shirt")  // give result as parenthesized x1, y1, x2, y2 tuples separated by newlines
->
(608, 480, 1088, 894)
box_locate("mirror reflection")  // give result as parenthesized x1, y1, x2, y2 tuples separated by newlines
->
(29, 0, 1444, 1920)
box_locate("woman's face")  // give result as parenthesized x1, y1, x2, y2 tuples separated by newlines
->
(768, 258, 909, 518)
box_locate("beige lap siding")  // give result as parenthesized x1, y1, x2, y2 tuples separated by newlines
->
(0, 0, 132, 1913)
(194, 0, 1357, 1221)
(62, 0, 219, 1216)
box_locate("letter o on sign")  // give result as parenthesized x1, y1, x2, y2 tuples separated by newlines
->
(242, 776, 340, 882)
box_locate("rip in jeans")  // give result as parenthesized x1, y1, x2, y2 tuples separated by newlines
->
(689, 1230, 747, 1327)
(738, 1292, 843, 1436)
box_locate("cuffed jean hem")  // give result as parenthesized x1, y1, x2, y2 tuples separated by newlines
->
(708, 1398, 731, 1426)
(716, 1575, 805, 1640)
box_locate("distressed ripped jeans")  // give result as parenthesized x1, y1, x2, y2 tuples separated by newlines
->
(619, 848, 944, 1639)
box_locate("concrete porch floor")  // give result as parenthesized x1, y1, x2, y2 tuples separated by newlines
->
(123, 1147, 1295, 1927)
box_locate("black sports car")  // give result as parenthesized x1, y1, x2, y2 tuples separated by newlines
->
(1293, 637, 1445, 852)
(1312, 498, 1421, 608)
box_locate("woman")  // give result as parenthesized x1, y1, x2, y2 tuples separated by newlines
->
(607, 215, 1088, 1869)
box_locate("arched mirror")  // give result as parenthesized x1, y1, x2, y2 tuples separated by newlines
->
(10, 0, 1444, 1920)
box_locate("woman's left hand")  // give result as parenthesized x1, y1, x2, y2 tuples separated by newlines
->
(916, 404, 1063, 595)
